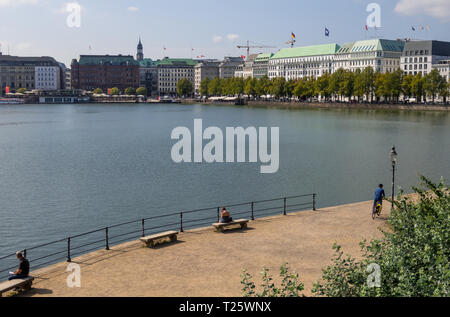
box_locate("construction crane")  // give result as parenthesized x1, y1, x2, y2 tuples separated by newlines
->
(285, 39, 296, 48)
(236, 41, 276, 60)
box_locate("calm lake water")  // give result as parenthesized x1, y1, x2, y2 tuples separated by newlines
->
(0, 103, 449, 272)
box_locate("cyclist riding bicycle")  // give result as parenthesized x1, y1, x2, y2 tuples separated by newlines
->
(373, 184, 385, 214)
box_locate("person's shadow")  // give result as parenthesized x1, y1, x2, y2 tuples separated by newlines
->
(15, 288, 53, 297)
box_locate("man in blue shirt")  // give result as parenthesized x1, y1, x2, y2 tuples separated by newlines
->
(373, 184, 385, 212)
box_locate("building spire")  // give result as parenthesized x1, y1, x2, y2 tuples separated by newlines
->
(137, 36, 144, 61)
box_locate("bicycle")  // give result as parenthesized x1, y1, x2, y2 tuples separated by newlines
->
(372, 202, 382, 220)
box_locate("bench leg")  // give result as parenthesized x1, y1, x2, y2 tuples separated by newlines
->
(241, 223, 248, 229)
(170, 235, 177, 242)
(24, 281, 33, 291)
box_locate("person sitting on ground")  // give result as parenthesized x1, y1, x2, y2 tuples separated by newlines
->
(9, 251, 30, 280)
(220, 207, 233, 224)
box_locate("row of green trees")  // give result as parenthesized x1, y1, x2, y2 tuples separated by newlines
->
(92, 87, 148, 96)
(92, 80, 196, 97)
(200, 68, 450, 103)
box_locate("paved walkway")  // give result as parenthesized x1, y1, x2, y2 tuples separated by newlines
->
(16, 199, 390, 297)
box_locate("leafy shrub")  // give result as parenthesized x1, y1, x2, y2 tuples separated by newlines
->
(313, 176, 449, 297)
(241, 263, 304, 297)
(124, 87, 136, 95)
(136, 87, 147, 96)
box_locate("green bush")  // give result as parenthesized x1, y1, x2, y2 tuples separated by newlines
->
(136, 87, 147, 96)
(241, 263, 304, 297)
(312, 176, 449, 297)
(110, 87, 120, 95)
(124, 87, 136, 95)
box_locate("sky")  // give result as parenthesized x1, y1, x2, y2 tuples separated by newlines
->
(0, 0, 449, 66)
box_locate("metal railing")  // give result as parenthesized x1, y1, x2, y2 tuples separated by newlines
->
(0, 193, 316, 281)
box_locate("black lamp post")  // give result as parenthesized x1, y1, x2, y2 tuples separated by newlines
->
(390, 146, 398, 210)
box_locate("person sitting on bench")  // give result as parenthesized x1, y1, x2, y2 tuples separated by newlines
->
(220, 207, 233, 224)
(9, 252, 30, 281)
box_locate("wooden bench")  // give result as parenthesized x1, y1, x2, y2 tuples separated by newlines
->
(0, 276, 34, 297)
(212, 219, 249, 232)
(140, 231, 178, 248)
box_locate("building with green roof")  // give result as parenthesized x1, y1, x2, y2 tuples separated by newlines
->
(253, 53, 274, 78)
(334, 39, 405, 73)
(71, 55, 140, 92)
(139, 58, 159, 96)
(157, 57, 198, 96)
(268, 43, 340, 80)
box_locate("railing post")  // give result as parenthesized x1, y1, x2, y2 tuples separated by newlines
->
(251, 202, 255, 221)
(67, 237, 71, 262)
(141, 219, 145, 238)
(313, 194, 317, 211)
(23, 249, 27, 259)
(217, 207, 220, 223)
(105, 227, 109, 251)
(180, 212, 184, 232)
(283, 197, 287, 216)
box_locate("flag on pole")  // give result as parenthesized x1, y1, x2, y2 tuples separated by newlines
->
(291, 32, 296, 39)
(426, 26, 431, 31)
(412, 26, 416, 31)
(420, 26, 424, 31)
(325, 27, 330, 37)
(365, 25, 368, 31)
(241, 55, 246, 60)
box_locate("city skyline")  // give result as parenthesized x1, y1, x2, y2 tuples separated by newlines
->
(0, 0, 449, 66)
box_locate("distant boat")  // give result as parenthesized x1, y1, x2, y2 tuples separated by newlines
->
(0, 98, 25, 105)
(157, 96, 181, 104)
(235, 98, 247, 106)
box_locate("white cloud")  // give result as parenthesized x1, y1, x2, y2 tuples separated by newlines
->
(127, 6, 139, 12)
(212, 35, 223, 43)
(394, 0, 450, 22)
(0, 0, 38, 6)
(226, 34, 240, 41)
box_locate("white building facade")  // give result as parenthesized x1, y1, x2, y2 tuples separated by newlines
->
(268, 43, 340, 80)
(219, 57, 243, 79)
(335, 39, 404, 74)
(433, 60, 450, 82)
(35, 66, 61, 90)
(401, 40, 450, 76)
(194, 60, 220, 94)
(157, 58, 197, 95)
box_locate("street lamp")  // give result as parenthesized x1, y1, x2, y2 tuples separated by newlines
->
(390, 146, 398, 210)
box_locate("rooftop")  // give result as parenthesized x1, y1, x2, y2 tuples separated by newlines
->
(350, 39, 404, 53)
(138, 58, 159, 67)
(73, 55, 139, 66)
(0, 55, 59, 67)
(255, 53, 274, 62)
(271, 43, 341, 59)
(157, 58, 198, 67)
